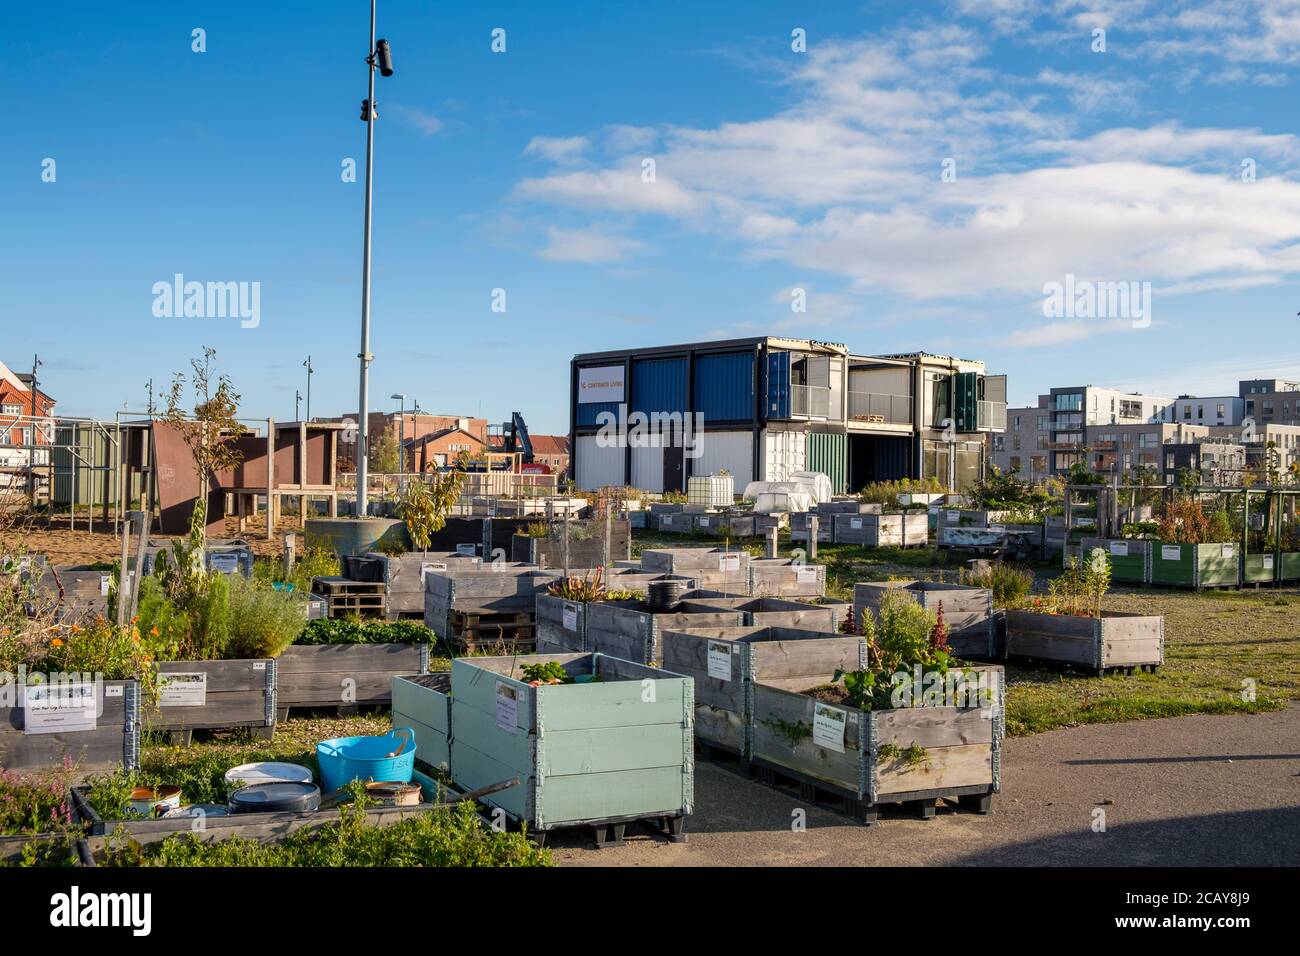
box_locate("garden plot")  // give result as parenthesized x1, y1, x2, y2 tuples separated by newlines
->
(0, 679, 141, 773)
(1004, 610, 1163, 674)
(146, 659, 277, 743)
(448, 653, 694, 846)
(855, 581, 995, 659)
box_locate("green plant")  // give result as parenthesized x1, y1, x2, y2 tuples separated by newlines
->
(222, 575, 307, 659)
(295, 618, 436, 646)
(45, 617, 156, 688)
(400, 455, 469, 553)
(761, 715, 812, 748)
(519, 661, 572, 685)
(253, 547, 341, 593)
(1120, 521, 1161, 539)
(546, 568, 608, 603)
(522, 522, 550, 538)
(1046, 548, 1110, 618)
(368, 426, 401, 474)
(959, 563, 1035, 607)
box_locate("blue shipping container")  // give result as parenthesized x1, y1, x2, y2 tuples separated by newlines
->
(766, 351, 791, 420)
(632, 357, 688, 416)
(693, 352, 755, 423)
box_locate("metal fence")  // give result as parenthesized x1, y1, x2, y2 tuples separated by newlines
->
(847, 391, 911, 425)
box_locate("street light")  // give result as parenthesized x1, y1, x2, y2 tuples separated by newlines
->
(295, 389, 302, 422)
(391, 393, 406, 485)
(302, 355, 314, 421)
(355, 0, 395, 518)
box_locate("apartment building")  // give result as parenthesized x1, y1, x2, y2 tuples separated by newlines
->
(1240, 378, 1300, 426)
(569, 336, 1007, 493)
(1209, 422, 1300, 477)
(0, 358, 56, 488)
(1169, 395, 1243, 427)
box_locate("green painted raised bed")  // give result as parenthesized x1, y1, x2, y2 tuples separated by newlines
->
(1150, 542, 1239, 588)
(659, 625, 865, 757)
(391, 673, 452, 772)
(1281, 553, 1300, 582)
(1242, 553, 1277, 585)
(448, 653, 693, 836)
(1080, 537, 1151, 584)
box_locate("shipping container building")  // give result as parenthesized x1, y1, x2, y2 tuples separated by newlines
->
(570, 337, 1007, 495)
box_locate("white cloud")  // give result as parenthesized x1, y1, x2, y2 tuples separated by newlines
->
(388, 105, 443, 137)
(523, 135, 590, 162)
(538, 226, 645, 264)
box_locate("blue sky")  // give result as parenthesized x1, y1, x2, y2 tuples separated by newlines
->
(4, 0, 1300, 431)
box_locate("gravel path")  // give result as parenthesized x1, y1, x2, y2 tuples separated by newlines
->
(550, 705, 1300, 866)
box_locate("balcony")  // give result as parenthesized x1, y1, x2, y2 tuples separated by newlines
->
(977, 400, 1007, 431)
(790, 384, 831, 418)
(848, 391, 911, 426)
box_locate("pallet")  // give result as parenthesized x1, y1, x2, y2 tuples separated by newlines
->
(1008, 656, 1161, 678)
(311, 577, 386, 618)
(448, 609, 535, 653)
(750, 755, 994, 825)
(508, 808, 688, 850)
(695, 739, 752, 777)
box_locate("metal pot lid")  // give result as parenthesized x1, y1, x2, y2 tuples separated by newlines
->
(163, 803, 231, 818)
(224, 762, 314, 787)
(229, 782, 321, 811)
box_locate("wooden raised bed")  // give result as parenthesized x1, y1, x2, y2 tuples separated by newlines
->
(0, 679, 140, 773)
(855, 581, 994, 659)
(1150, 542, 1239, 588)
(678, 596, 847, 632)
(360, 551, 481, 617)
(73, 768, 459, 851)
(0, 833, 93, 866)
(276, 643, 429, 717)
(639, 548, 751, 594)
(1281, 552, 1300, 582)
(448, 653, 693, 845)
(1004, 610, 1164, 674)
(832, 512, 928, 547)
(659, 625, 865, 760)
(748, 558, 826, 598)
(1080, 537, 1152, 584)
(750, 664, 1005, 822)
(655, 512, 694, 533)
(1241, 552, 1276, 585)
(573, 599, 745, 664)
(816, 500, 884, 515)
(146, 660, 276, 742)
(392, 673, 452, 772)
(790, 511, 834, 544)
(423, 566, 561, 652)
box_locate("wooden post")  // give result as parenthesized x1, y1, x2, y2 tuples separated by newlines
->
(563, 508, 571, 577)
(284, 533, 297, 580)
(128, 509, 152, 622)
(482, 518, 493, 563)
(603, 507, 612, 569)
(766, 526, 779, 559)
(807, 515, 819, 560)
(116, 513, 133, 627)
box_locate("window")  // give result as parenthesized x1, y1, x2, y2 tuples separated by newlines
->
(1009, 456, 1021, 472)
(1217, 403, 1226, 418)
(21, 428, 32, 446)
(1166, 454, 1175, 469)
(1012, 435, 1021, 450)
(1119, 400, 1143, 419)
(1013, 415, 1020, 429)
(0, 404, 20, 416)
(1140, 432, 1158, 448)
(1037, 415, 1048, 430)
(993, 435, 1005, 451)
(1037, 435, 1048, 450)
(1198, 405, 1204, 420)
(1054, 392, 1083, 411)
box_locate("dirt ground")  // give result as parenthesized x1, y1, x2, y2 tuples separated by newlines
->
(3, 513, 301, 564)
(548, 705, 1300, 866)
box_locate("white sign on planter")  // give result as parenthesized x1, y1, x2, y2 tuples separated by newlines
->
(1264, 554, 1275, 569)
(421, 562, 447, 582)
(494, 681, 518, 733)
(946, 511, 960, 524)
(562, 602, 579, 631)
(577, 365, 625, 404)
(1110, 541, 1129, 557)
(159, 672, 208, 707)
(812, 703, 846, 753)
(22, 682, 98, 735)
(718, 553, 741, 572)
(796, 568, 818, 585)
(850, 517, 863, 530)
(208, 552, 240, 574)
(1222, 543, 1235, 559)
(456, 544, 477, 557)
(1162, 545, 1182, 561)
(706, 641, 732, 681)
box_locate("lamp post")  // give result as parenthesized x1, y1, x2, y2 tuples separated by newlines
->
(391, 393, 406, 487)
(354, 1, 394, 518)
(302, 356, 313, 421)
(295, 389, 302, 422)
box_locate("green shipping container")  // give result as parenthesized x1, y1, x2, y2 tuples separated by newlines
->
(806, 431, 847, 494)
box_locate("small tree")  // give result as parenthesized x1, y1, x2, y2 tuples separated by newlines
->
(399, 453, 470, 555)
(369, 425, 400, 474)
(160, 347, 244, 541)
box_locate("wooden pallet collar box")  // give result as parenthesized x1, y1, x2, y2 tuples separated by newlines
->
(1004, 610, 1164, 670)
(391, 673, 452, 772)
(751, 664, 1005, 807)
(146, 660, 275, 734)
(855, 581, 995, 659)
(448, 653, 694, 832)
(0, 679, 140, 773)
(277, 643, 430, 713)
(423, 567, 561, 637)
(1150, 541, 1239, 587)
(659, 625, 865, 756)
(749, 559, 827, 598)
(576, 600, 746, 664)
(678, 595, 844, 632)
(832, 512, 928, 547)
(1081, 537, 1152, 583)
(361, 551, 482, 615)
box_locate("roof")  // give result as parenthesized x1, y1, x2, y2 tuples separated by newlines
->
(406, 426, 484, 450)
(529, 434, 570, 456)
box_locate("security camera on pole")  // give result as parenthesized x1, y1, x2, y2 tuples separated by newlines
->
(355, 2, 394, 518)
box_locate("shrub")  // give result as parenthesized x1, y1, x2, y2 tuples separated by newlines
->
(253, 547, 342, 593)
(223, 576, 307, 659)
(46, 617, 156, 685)
(960, 563, 1035, 607)
(1157, 497, 1235, 544)
(295, 618, 435, 646)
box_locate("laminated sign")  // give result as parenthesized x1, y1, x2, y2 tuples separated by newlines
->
(796, 568, 818, 585)
(850, 517, 863, 530)
(99, 574, 111, 597)
(946, 511, 960, 524)
(208, 552, 240, 574)
(1221, 543, 1235, 559)
(421, 562, 447, 582)
(562, 602, 578, 631)
(812, 703, 846, 753)
(1109, 541, 1129, 557)
(706, 641, 732, 681)
(699, 517, 710, 527)
(456, 544, 477, 557)
(718, 553, 741, 572)
(1264, 554, 1275, 569)
(494, 681, 518, 734)
(1162, 545, 1182, 561)
(23, 682, 98, 735)
(159, 672, 207, 707)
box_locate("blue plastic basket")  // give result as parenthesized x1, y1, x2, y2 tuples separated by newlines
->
(316, 727, 417, 793)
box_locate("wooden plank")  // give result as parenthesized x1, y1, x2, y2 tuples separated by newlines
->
(750, 637, 863, 681)
(875, 742, 993, 796)
(750, 683, 864, 794)
(872, 706, 993, 748)
(540, 724, 686, 775)
(535, 767, 689, 829)
(449, 738, 532, 822)
(450, 700, 535, 773)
